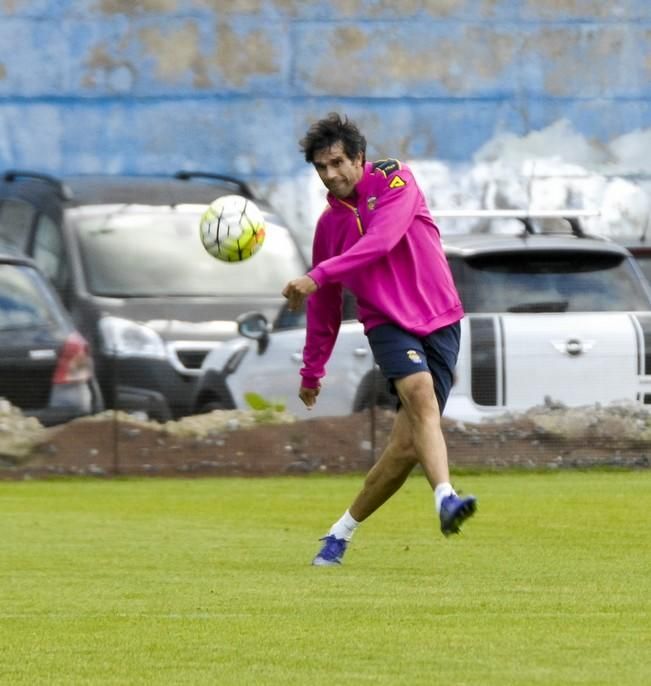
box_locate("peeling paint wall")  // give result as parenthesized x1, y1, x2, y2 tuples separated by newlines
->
(0, 0, 649, 184)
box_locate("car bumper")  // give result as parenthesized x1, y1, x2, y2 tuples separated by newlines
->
(23, 382, 94, 427)
(97, 356, 199, 421)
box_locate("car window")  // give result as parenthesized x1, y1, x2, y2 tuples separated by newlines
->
(449, 250, 651, 313)
(273, 290, 357, 331)
(71, 208, 306, 297)
(0, 198, 34, 252)
(0, 264, 61, 331)
(32, 214, 69, 293)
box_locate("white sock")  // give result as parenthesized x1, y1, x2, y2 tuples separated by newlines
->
(434, 482, 456, 514)
(328, 510, 359, 541)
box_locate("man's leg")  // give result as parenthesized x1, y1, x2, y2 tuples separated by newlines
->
(394, 370, 476, 535)
(313, 357, 476, 565)
(311, 410, 417, 566)
(349, 408, 417, 522)
(394, 371, 449, 487)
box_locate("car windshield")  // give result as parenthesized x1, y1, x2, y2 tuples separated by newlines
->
(71, 206, 306, 297)
(0, 264, 60, 331)
(272, 290, 358, 331)
(449, 250, 651, 313)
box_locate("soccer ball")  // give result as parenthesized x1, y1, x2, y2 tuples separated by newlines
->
(199, 195, 266, 262)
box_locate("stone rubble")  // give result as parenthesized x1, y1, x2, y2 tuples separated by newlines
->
(1, 397, 650, 473)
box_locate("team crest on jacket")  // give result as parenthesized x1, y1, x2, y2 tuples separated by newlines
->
(367, 196, 377, 210)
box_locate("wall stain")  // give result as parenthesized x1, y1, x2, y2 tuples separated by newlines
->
(536, 26, 629, 96)
(309, 25, 517, 94)
(0, 63, 6, 80)
(100, 0, 179, 14)
(139, 22, 210, 87)
(135, 20, 281, 87)
(187, 0, 302, 15)
(524, 0, 625, 19)
(1, 0, 25, 12)
(81, 44, 136, 91)
(211, 22, 280, 86)
(421, 0, 466, 18)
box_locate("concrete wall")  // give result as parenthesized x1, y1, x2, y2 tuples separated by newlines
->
(0, 1, 650, 211)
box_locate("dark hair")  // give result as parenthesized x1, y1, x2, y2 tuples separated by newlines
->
(299, 112, 367, 164)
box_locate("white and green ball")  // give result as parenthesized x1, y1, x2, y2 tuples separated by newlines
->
(199, 195, 266, 262)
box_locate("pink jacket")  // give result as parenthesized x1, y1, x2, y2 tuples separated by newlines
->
(301, 159, 464, 389)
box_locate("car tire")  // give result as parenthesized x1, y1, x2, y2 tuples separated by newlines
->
(353, 368, 393, 412)
(197, 399, 228, 414)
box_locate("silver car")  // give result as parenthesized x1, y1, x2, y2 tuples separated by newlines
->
(194, 211, 651, 421)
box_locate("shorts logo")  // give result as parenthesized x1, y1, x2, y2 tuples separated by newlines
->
(407, 350, 422, 364)
(367, 196, 377, 210)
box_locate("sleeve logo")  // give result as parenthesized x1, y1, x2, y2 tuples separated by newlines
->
(373, 158, 401, 177)
(389, 175, 406, 189)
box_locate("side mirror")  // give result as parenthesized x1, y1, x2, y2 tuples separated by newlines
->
(236, 312, 271, 354)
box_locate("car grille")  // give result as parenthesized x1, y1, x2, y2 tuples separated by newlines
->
(174, 349, 210, 371)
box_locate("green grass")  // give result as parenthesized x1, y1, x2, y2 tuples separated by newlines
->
(1, 471, 650, 685)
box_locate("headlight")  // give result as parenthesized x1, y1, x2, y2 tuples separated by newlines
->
(99, 316, 166, 359)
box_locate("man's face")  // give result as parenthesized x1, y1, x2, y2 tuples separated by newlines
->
(312, 142, 364, 199)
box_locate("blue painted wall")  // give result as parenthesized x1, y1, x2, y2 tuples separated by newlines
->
(0, 1, 649, 182)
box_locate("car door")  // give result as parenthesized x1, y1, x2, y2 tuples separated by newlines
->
(502, 312, 640, 408)
(227, 321, 373, 417)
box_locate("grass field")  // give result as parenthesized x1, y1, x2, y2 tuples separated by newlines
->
(1, 471, 650, 685)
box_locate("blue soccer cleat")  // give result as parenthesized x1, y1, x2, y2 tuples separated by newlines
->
(312, 534, 348, 566)
(439, 493, 477, 536)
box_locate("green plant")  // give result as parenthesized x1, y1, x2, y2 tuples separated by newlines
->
(244, 391, 286, 413)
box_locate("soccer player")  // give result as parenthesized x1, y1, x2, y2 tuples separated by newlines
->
(282, 113, 477, 566)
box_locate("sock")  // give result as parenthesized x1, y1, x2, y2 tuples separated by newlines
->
(434, 482, 456, 514)
(328, 509, 359, 541)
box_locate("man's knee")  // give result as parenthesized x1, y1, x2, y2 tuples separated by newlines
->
(396, 373, 439, 418)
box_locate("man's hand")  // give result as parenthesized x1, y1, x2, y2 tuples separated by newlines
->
(299, 384, 320, 409)
(282, 275, 318, 311)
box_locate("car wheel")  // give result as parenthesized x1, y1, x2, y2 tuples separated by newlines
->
(197, 399, 228, 414)
(353, 369, 393, 412)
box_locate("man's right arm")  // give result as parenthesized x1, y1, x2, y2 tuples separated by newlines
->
(299, 281, 343, 392)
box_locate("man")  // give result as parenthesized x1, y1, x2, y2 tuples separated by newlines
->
(282, 113, 477, 566)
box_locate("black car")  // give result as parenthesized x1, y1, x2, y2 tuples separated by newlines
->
(0, 170, 308, 421)
(0, 251, 100, 426)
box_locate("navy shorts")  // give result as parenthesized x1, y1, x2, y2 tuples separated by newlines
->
(367, 321, 461, 413)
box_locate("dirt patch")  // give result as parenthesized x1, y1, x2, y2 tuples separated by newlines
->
(1, 403, 650, 479)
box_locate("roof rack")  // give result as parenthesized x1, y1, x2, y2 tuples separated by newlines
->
(432, 209, 600, 219)
(3, 169, 73, 200)
(432, 209, 601, 239)
(174, 171, 254, 199)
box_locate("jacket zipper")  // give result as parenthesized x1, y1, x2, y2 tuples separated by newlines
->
(338, 198, 364, 236)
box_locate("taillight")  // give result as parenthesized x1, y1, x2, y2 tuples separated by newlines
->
(52, 332, 93, 384)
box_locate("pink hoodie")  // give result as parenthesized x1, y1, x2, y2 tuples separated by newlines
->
(301, 160, 463, 389)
